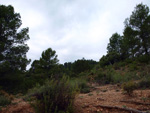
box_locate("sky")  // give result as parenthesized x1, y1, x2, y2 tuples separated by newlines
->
(1, 0, 150, 68)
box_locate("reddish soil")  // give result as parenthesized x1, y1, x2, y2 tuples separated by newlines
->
(74, 84, 150, 113)
(1, 84, 150, 113)
(0, 98, 34, 113)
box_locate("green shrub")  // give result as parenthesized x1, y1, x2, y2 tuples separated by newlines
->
(0, 95, 11, 106)
(122, 81, 137, 95)
(112, 73, 123, 84)
(95, 69, 114, 84)
(70, 78, 90, 93)
(28, 76, 78, 113)
(137, 55, 150, 63)
(94, 71, 106, 84)
(138, 77, 150, 89)
(79, 82, 90, 93)
(128, 62, 138, 71)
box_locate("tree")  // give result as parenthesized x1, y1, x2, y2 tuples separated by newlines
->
(123, 3, 150, 56)
(100, 33, 123, 66)
(123, 26, 139, 58)
(99, 52, 120, 67)
(29, 60, 41, 73)
(72, 58, 92, 74)
(0, 5, 30, 92)
(40, 48, 59, 70)
(30, 48, 59, 78)
(107, 33, 122, 55)
(0, 5, 30, 75)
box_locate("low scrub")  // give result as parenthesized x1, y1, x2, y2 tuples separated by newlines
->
(70, 78, 90, 93)
(28, 76, 78, 113)
(78, 80, 90, 93)
(138, 77, 150, 89)
(0, 95, 11, 106)
(122, 81, 137, 95)
(0, 90, 12, 106)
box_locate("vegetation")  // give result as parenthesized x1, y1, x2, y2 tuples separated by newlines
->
(0, 3, 150, 113)
(122, 81, 137, 95)
(28, 76, 78, 113)
(99, 3, 150, 67)
(0, 90, 12, 106)
(0, 95, 11, 106)
(0, 5, 30, 92)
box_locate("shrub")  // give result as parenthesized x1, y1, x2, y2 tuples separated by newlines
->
(137, 55, 150, 63)
(112, 73, 123, 84)
(122, 81, 137, 95)
(28, 76, 78, 113)
(70, 78, 90, 93)
(79, 81, 90, 93)
(0, 90, 12, 107)
(128, 62, 138, 71)
(138, 77, 150, 89)
(95, 68, 114, 84)
(0, 95, 11, 106)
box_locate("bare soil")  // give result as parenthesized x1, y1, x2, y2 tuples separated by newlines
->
(1, 84, 150, 113)
(0, 98, 34, 113)
(74, 84, 150, 113)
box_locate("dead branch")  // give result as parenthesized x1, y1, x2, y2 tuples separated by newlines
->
(120, 100, 150, 105)
(95, 104, 146, 113)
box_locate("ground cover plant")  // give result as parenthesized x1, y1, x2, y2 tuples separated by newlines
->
(27, 76, 79, 113)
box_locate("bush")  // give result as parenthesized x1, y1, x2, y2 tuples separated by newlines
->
(28, 76, 78, 113)
(122, 81, 137, 95)
(138, 77, 150, 89)
(78, 81, 90, 93)
(137, 55, 150, 63)
(70, 78, 90, 93)
(94, 71, 105, 84)
(0, 95, 11, 106)
(95, 68, 114, 84)
(128, 62, 138, 71)
(112, 73, 123, 84)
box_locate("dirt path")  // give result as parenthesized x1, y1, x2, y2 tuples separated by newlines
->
(1, 85, 150, 113)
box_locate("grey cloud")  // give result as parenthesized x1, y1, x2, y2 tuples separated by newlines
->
(1, 0, 150, 68)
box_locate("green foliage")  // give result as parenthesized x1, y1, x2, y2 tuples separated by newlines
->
(0, 91, 11, 106)
(123, 3, 150, 57)
(107, 33, 122, 55)
(93, 65, 142, 85)
(0, 95, 11, 106)
(95, 68, 115, 84)
(0, 5, 30, 72)
(100, 3, 150, 68)
(72, 58, 98, 74)
(122, 81, 137, 95)
(128, 62, 138, 71)
(0, 5, 30, 92)
(136, 55, 150, 63)
(69, 78, 90, 93)
(113, 61, 126, 70)
(40, 48, 59, 71)
(99, 52, 121, 67)
(78, 80, 90, 93)
(28, 76, 78, 113)
(0, 73, 24, 93)
(30, 48, 59, 78)
(138, 77, 150, 89)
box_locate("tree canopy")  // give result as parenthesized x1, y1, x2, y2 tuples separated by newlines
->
(30, 48, 59, 78)
(123, 3, 150, 57)
(99, 3, 150, 66)
(0, 5, 30, 74)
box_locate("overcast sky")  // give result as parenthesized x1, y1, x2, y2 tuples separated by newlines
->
(1, 0, 150, 68)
